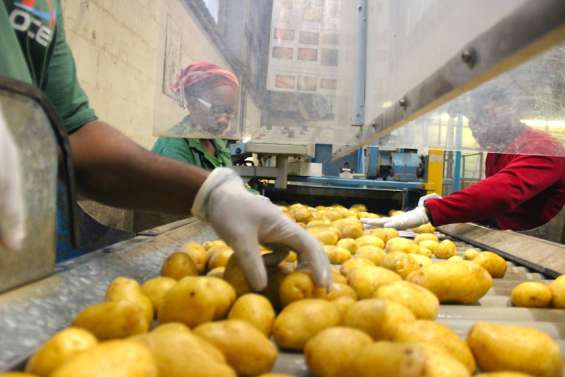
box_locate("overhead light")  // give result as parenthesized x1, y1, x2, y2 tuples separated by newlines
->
(382, 101, 392, 108)
(242, 135, 252, 143)
(521, 119, 565, 128)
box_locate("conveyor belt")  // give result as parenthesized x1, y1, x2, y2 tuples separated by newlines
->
(0, 220, 564, 375)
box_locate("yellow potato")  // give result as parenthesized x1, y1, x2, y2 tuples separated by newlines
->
(330, 266, 348, 284)
(206, 266, 225, 278)
(336, 238, 358, 253)
(73, 301, 149, 340)
(194, 320, 277, 377)
(272, 299, 341, 351)
(203, 239, 226, 250)
(289, 206, 312, 223)
(549, 275, 565, 308)
(350, 204, 368, 212)
(353, 341, 469, 377)
(307, 219, 332, 228)
(133, 323, 236, 377)
(412, 223, 436, 233)
(416, 244, 435, 257)
(386, 237, 419, 253)
(375, 281, 439, 320)
(309, 228, 339, 245)
(305, 327, 373, 377)
(332, 218, 364, 239)
(393, 320, 476, 373)
(324, 245, 352, 264)
(389, 210, 405, 216)
(464, 248, 481, 260)
(354, 245, 386, 266)
(343, 298, 415, 340)
(158, 276, 236, 327)
(319, 209, 344, 221)
(449, 255, 464, 262)
(472, 251, 507, 278)
(105, 277, 153, 325)
(434, 239, 457, 259)
(332, 296, 356, 323)
(411, 254, 433, 268)
(0, 374, 39, 377)
(161, 252, 199, 280)
(279, 271, 315, 307)
(207, 246, 234, 270)
(419, 239, 439, 253)
(25, 327, 97, 377)
(348, 265, 402, 299)
(370, 228, 399, 243)
(407, 261, 492, 304)
(228, 293, 275, 336)
(382, 252, 421, 278)
(281, 251, 297, 263)
(258, 374, 295, 377)
(415, 233, 438, 243)
(141, 276, 176, 314)
(474, 373, 533, 377)
(341, 257, 375, 278)
(223, 255, 251, 296)
(314, 282, 358, 301)
(357, 211, 379, 219)
(355, 235, 385, 249)
(51, 341, 158, 377)
(468, 322, 562, 377)
(180, 242, 209, 274)
(511, 282, 552, 308)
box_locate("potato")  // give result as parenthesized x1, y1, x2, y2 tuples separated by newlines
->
(511, 282, 552, 308)
(258, 375, 294, 377)
(332, 218, 364, 239)
(357, 211, 379, 219)
(332, 296, 356, 323)
(305, 327, 373, 377)
(203, 239, 226, 250)
(449, 255, 464, 262)
(314, 282, 358, 301)
(206, 266, 225, 278)
(158, 276, 236, 327)
(463, 248, 481, 260)
(350, 204, 368, 212)
(51, 341, 158, 377)
(134, 323, 236, 377)
(161, 252, 199, 280)
(354, 245, 386, 266)
(341, 257, 375, 278)
(375, 281, 439, 320)
(549, 275, 565, 308)
(407, 261, 492, 304)
(106, 277, 153, 325)
(307, 219, 331, 228)
(180, 242, 208, 274)
(472, 251, 507, 278)
(194, 320, 277, 377)
(411, 254, 433, 268)
(386, 237, 419, 253)
(336, 238, 358, 253)
(273, 299, 341, 350)
(467, 322, 562, 377)
(393, 320, 476, 373)
(419, 239, 439, 253)
(330, 266, 348, 284)
(343, 299, 415, 340)
(415, 233, 438, 243)
(356, 235, 385, 249)
(279, 271, 315, 306)
(389, 210, 405, 216)
(474, 373, 533, 377)
(223, 255, 251, 296)
(290, 206, 312, 223)
(382, 252, 421, 278)
(0, 374, 39, 377)
(141, 276, 176, 314)
(25, 327, 97, 376)
(434, 239, 457, 259)
(309, 228, 339, 245)
(413, 223, 436, 233)
(353, 341, 469, 377)
(348, 265, 402, 299)
(73, 301, 149, 340)
(370, 228, 399, 243)
(207, 246, 234, 270)
(228, 293, 275, 336)
(324, 245, 352, 264)
(416, 244, 435, 257)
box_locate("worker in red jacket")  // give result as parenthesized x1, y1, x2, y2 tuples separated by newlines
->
(363, 96, 565, 243)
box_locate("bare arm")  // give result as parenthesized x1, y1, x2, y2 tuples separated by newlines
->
(69, 121, 208, 214)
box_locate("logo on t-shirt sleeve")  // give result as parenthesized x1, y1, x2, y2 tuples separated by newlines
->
(9, 0, 57, 48)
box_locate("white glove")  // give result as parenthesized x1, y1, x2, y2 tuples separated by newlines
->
(0, 109, 26, 251)
(193, 168, 331, 291)
(418, 193, 442, 207)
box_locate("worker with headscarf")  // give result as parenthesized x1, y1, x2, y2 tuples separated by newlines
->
(363, 90, 565, 243)
(152, 62, 238, 170)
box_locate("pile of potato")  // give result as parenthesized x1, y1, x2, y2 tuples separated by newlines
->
(511, 276, 565, 308)
(5, 203, 564, 377)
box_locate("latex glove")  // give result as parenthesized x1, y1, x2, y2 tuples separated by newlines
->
(366, 206, 429, 230)
(192, 168, 331, 291)
(0, 109, 26, 251)
(418, 193, 442, 207)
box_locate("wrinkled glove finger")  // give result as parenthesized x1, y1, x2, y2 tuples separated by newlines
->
(230, 237, 268, 291)
(417, 193, 441, 207)
(361, 217, 389, 229)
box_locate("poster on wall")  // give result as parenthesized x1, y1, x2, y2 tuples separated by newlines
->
(162, 15, 182, 102)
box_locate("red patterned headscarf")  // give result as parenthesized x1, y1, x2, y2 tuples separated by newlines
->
(172, 61, 239, 94)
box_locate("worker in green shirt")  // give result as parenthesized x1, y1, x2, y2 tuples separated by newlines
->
(0, 0, 330, 291)
(153, 61, 237, 170)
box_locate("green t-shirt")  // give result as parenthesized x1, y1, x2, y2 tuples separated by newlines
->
(0, 0, 97, 132)
(152, 117, 233, 170)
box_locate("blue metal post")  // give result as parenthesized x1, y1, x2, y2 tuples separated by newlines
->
(453, 116, 463, 192)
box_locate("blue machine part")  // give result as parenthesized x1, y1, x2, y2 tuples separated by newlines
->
(367, 146, 379, 178)
(229, 142, 247, 155)
(391, 151, 420, 181)
(314, 144, 358, 176)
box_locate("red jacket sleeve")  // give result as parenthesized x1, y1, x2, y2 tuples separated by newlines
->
(426, 154, 564, 226)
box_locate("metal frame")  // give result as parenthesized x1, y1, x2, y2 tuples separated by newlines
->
(333, 0, 565, 159)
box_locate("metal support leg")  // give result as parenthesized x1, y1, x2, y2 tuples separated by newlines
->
(275, 156, 289, 189)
